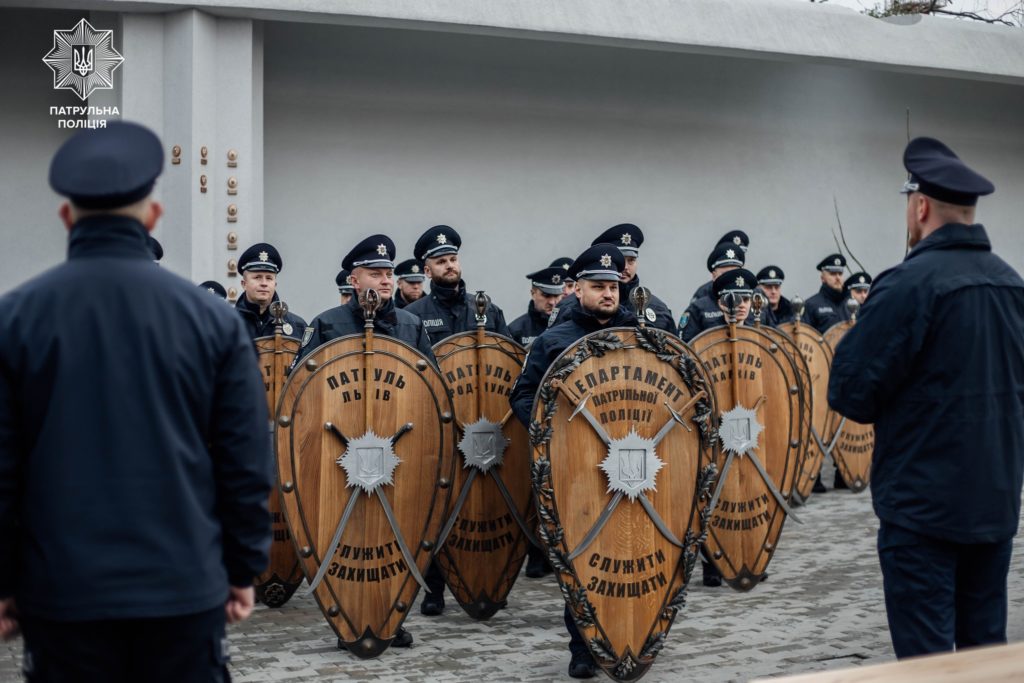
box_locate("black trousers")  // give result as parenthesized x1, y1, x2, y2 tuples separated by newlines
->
(877, 521, 1013, 659)
(21, 606, 229, 683)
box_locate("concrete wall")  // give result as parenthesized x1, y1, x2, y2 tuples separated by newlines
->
(263, 20, 1024, 323)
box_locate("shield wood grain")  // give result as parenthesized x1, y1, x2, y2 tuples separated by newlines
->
(785, 321, 836, 500)
(823, 320, 873, 493)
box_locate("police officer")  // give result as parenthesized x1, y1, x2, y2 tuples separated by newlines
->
(550, 224, 676, 334)
(803, 253, 848, 332)
(688, 229, 749, 304)
(235, 243, 307, 340)
(335, 268, 354, 306)
(755, 266, 797, 326)
(507, 266, 565, 348)
(679, 245, 746, 342)
(198, 280, 227, 300)
(549, 256, 575, 297)
(404, 225, 510, 345)
(510, 244, 635, 679)
(829, 137, 1024, 659)
(845, 271, 872, 307)
(394, 258, 426, 309)
(0, 121, 273, 681)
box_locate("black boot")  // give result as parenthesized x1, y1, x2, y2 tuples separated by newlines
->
(568, 652, 597, 679)
(420, 560, 445, 615)
(812, 474, 827, 493)
(392, 627, 413, 648)
(834, 467, 848, 490)
(525, 543, 552, 578)
(701, 560, 722, 587)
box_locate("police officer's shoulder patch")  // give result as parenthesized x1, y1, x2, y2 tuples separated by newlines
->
(300, 326, 315, 348)
(678, 312, 689, 328)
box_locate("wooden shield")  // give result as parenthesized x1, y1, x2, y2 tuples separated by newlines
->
(690, 324, 802, 591)
(275, 333, 455, 658)
(254, 334, 304, 607)
(785, 321, 836, 501)
(530, 326, 717, 681)
(823, 320, 874, 493)
(431, 330, 532, 620)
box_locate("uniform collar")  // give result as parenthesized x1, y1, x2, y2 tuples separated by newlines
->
(235, 291, 280, 319)
(346, 293, 399, 328)
(528, 300, 549, 324)
(67, 215, 152, 260)
(819, 282, 845, 304)
(570, 304, 634, 332)
(619, 275, 640, 299)
(430, 279, 466, 307)
(906, 223, 990, 261)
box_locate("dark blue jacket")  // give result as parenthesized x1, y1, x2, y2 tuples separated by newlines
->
(828, 223, 1024, 543)
(764, 295, 798, 327)
(550, 277, 676, 336)
(294, 295, 435, 367)
(510, 305, 636, 427)
(404, 279, 510, 346)
(0, 216, 273, 620)
(235, 292, 307, 341)
(507, 301, 549, 348)
(689, 280, 712, 305)
(802, 283, 849, 333)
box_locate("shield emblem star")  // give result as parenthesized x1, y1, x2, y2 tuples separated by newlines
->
(72, 45, 94, 76)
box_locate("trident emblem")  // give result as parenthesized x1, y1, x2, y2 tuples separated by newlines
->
(73, 45, 94, 76)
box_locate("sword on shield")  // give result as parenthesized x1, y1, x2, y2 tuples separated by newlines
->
(306, 288, 430, 594)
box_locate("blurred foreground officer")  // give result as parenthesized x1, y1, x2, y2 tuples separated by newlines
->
(0, 122, 273, 682)
(803, 253, 847, 332)
(829, 137, 1024, 659)
(394, 258, 426, 309)
(510, 245, 634, 679)
(508, 266, 565, 348)
(235, 243, 306, 340)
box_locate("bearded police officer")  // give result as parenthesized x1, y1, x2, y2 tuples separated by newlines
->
(803, 254, 848, 333)
(550, 224, 676, 334)
(510, 244, 635, 679)
(550, 256, 575, 297)
(235, 243, 307, 340)
(756, 266, 797, 326)
(679, 245, 746, 342)
(508, 266, 565, 348)
(829, 137, 1024, 659)
(404, 225, 510, 345)
(688, 229, 749, 304)
(394, 258, 426, 309)
(0, 122, 273, 681)
(335, 268, 354, 306)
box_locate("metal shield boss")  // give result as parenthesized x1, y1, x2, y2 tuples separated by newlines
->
(531, 326, 717, 681)
(275, 333, 455, 658)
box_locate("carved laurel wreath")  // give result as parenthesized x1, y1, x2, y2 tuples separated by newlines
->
(529, 326, 718, 677)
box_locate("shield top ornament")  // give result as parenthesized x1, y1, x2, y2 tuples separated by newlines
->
(42, 19, 124, 101)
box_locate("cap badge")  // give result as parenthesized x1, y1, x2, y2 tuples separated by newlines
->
(258, 251, 269, 262)
(599, 254, 613, 268)
(736, 276, 746, 287)
(552, 274, 561, 285)
(769, 269, 777, 278)
(206, 287, 215, 294)
(562, 263, 569, 270)
(859, 275, 866, 283)
(834, 258, 841, 266)
(621, 233, 632, 245)
(733, 236, 742, 245)
(436, 233, 447, 245)
(726, 249, 736, 259)
(375, 244, 387, 256)
(411, 264, 420, 273)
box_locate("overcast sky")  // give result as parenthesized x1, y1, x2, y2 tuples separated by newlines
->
(803, 0, 1021, 21)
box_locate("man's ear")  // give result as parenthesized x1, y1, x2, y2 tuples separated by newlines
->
(143, 201, 164, 232)
(59, 202, 74, 231)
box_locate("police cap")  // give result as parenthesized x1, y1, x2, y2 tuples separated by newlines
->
(335, 269, 355, 294)
(549, 257, 574, 282)
(707, 242, 745, 272)
(526, 266, 566, 295)
(816, 253, 846, 273)
(239, 243, 282, 274)
(198, 280, 227, 299)
(756, 265, 785, 285)
(570, 244, 624, 282)
(713, 268, 756, 300)
(717, 229, 749, 253)
(343, 234, 396, 271)
(395, 258, 426, 282)
(414, 225, 461, 261)
(592, 223, 643, 258)
(49, 121, 163, 210)
(901, 137, 994, 207)
(845, 271, 872, 291)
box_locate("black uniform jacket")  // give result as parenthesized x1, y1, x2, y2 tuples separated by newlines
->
(828, 223, 1024, 544)
(764, 295, 798, 327)
(510, 305, 636, 428)
(507, 301, 550, 348)
(802, 283, 849, 333)
(404, 280, 510, 346)
(294, 295, 435, 367)
(235, 292, 307, 341)
(550, 277, 676, 336)
(0, 216, 273, 620)
(689, 279, 712, 305)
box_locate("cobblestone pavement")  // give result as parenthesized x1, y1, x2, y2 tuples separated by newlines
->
(2, 484, 1023, 682)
